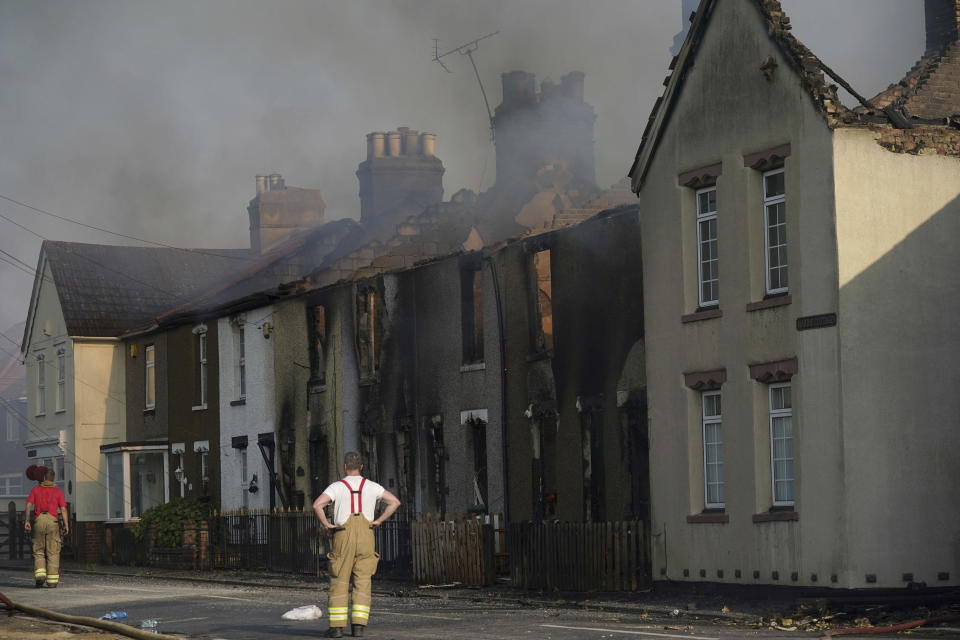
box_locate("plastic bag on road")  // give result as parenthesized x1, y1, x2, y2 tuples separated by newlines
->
(282, 604, 324, 620)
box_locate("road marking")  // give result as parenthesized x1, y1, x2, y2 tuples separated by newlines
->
(163, 617, 208, 623)
(380, 611, 463, 621)
(540, 624, 718, 639)
(201, 594, 262, 602)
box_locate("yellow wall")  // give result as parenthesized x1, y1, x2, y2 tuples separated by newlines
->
(833, 129, 960, 586)
(638, 0, 844, 588)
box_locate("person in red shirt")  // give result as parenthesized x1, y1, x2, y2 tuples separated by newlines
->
(24, 467, 69, 588)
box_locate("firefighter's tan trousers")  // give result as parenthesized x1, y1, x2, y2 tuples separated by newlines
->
(32, 513, 61, 586)
(326, 514, 379, 628)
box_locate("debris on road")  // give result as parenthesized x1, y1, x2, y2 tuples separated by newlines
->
(281, 604, 324, 620)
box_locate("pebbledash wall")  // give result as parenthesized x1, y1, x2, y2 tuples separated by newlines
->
(634, 0, 959, 589)
(217, 308, 275, 512)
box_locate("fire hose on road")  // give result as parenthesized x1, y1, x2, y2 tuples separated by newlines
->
(0, 590, 184, 640)
(817, 614, 960, 638)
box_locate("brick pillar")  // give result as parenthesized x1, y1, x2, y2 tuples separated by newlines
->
(182, 522, 196, 569)
(198, 520, 209, 570)
(84, 522, 101, 564)
(148, 522, 159, 550)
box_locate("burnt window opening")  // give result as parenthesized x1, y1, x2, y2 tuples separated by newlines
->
(357, 288, 380, 381)
(531, 249, 553, 353)
(461, 267, 484, 364)
(309, 305, 327, 388)
(466, 416, 488, 512)
(531, 415, 558, 522)
(580, 406, 606, 523)
(427, 415, 447, 519)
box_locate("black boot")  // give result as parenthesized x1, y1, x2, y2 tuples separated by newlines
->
(352, 624, 364, 637)
(325, 628, 343, 638)
(35, 580, 44, 588)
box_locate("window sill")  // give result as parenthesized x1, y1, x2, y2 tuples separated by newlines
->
(143, 408, 155, 415)
(746, 294, 792, 312)
(191, 404, 208, 412)
(229, 399, 246, 407)
(460, 362, 486, 373)
(687, 511, 729, 524)
(681, 308, 723, 323)
(308, 383, 326, 395)
(753, 509, 798, 523)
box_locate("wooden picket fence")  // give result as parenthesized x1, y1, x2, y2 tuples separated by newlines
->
(411, 513, 496, 586)
(509, 520, 649, 592)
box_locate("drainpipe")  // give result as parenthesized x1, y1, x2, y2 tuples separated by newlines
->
(485, 254, 510, 520)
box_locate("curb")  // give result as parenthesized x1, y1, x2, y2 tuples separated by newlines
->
(2, 563, 762, 624)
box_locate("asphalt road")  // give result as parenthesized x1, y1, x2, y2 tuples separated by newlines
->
(0, 570, 955, 640)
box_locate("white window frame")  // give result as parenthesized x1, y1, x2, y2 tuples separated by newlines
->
(55, 344, 65, 413)
(701, 390, 724, 509)
(763, 169, 788, 295)
(233, 321, 246, 401)
(695, 186, 719, 307)
(145, 344, 156, 410)
(35, 351, 46, 416)
(104, 445, 170, 522)
(0, 473, 25, 497)
(6, 411, 18, 441)
(192, 325, 208, 411)
(769, 382, 794, 507)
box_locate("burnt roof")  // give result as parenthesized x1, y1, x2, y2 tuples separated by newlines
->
(40, 241, 254, 337)
(629, 0, 960, 191)
(863, 42, 960, 122)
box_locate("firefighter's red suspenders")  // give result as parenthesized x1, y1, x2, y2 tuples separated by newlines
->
(340, 478, 366, 516)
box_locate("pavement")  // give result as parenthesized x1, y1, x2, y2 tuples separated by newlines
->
(2, 557, 959, 637)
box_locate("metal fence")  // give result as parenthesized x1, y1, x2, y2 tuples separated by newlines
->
(207, 509, 412, 578)
(1, 501, 26, 560)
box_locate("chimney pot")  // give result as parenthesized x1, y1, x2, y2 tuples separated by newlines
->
(420, 132, 436, 157)
(369, 132, 385, 159)
(269, 173, 285, 190)
(501, 71, 537, 109)
(403, 128, 419, 155)
(255, 175, 267, 195)
(386, 131, 401, 157)
(561, 71, 585, 101)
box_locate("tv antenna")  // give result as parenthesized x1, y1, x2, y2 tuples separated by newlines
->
(433, 31, 499, 140)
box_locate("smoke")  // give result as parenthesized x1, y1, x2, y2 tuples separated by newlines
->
(0, 0, 923, 334)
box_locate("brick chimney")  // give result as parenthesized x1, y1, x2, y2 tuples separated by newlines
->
(925, 0, 960, 54)
(247, 174, 326, 254)
(356, 128, 444, 230)
(492, 71, 596, 191)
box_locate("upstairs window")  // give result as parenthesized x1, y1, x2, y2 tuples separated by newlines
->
(232, 319, 246, 401)
(192, 325, 208, 409)
(461, 266, 484, 364)
(309, 305, 327, 387)
(55, 345, 66, 413)
(532, 249, 553, 352)
(696, 186, 719, 307)
(35, 351, 45, 416)
(763, 169, 787, 294)
(145, 345, 156, 410)
(357, 288, 379, 381)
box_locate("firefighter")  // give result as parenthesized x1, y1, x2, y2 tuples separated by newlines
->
(312, 451, 401, 638)
(24, 467, 69, 588)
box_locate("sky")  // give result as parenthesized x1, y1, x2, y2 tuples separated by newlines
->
(0, 0, 924, 337)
